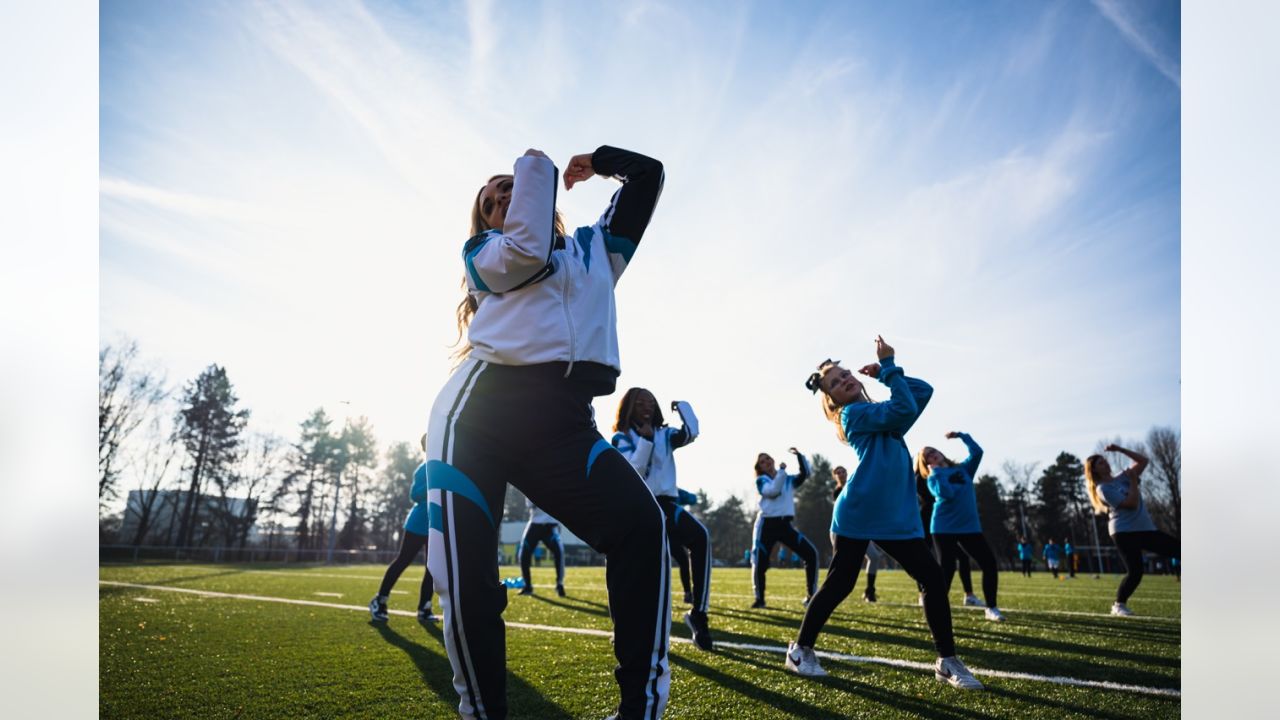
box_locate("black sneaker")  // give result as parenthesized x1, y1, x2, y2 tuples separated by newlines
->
(750, 598, 766, 609)
(683, 590, 693, 605)
(368, 596, 388, 622)
(518, 586, 534, 596)
(417, 605, 435, 623)
(863, 589, 877, 603)
(556, 584, 566, 598)
(684, 612, 714, 651)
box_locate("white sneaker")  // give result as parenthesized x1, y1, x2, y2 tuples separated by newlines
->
(935, 656, 983, 690)
(963, 594, 984, 607)
(1111, 602, 1134, 617)
(984, 607, 1005, 622)
(784, 641, 827, 677)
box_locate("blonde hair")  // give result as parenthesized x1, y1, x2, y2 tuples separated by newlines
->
(809, 360, 872, 444)
(452, 174, 566, 362)
(1083, 454, 1109, 513)
(913, 446, 954, 482)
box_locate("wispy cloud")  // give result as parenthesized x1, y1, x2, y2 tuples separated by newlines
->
(1092, 0, 1180, 88)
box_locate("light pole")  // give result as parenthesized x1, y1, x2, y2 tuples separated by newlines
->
(325, 400, 351, 564)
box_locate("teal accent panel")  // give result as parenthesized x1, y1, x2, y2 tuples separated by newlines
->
(601, 228, 636, 262)
(586, 438, 612, 477)
(427, 460, 495, 528)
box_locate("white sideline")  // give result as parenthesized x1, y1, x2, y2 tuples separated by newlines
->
(101, 580, 1179, 698)
(166, 571, 1178, 621)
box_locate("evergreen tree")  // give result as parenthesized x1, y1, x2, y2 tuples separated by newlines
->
(370, 441, 422, 549)
(702, 495, 753, 565)
(504, 485, 530, 522)
(173, 365, 249, 547)
(973, 474, 1013, 563)
(335, 416, 379, 551)
(793, 453, 835, 565)
(1032, 452, 1084, 545)
(285, 408, 335, 551)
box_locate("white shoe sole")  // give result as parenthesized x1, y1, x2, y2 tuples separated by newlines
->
(936, 672, 983, 690)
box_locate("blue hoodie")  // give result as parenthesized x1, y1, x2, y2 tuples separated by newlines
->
(925, 433, 984, 535)
(404, 462, 430, 535)
(830, 357, 933, 540)
(1017, 542, 1033, 561)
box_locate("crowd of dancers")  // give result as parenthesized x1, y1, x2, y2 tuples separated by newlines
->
(363, 146, 1180, 719)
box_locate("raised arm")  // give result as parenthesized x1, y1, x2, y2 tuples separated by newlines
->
(951, 432, 983, 477)
(788, 448, 811, 488)
(565, 146, 664, 280)
(669, 400, 699, 449)
(841, 356, 919, 434)
(464, 152, 559, 293)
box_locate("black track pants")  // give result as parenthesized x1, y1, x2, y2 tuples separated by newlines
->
(751, 515, 819, 602)
(378, 529, 434, 610)
(933, 532, 999, 607)
(657, 496, 711, 613)
(1112, 530, 1180, 604)
(798, 535, 956, 657)
(426, 359, 670, 720)
(519, 522, 565, 588)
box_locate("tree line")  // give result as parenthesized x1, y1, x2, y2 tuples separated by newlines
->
(100, 337, 1179, 567)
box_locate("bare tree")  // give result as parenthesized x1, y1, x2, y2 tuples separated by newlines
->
(1001, 459, 1039, 539)
(99, 339, 167, 507)
(1146, 426, 1181, 535)
(125, 413, 181, 547)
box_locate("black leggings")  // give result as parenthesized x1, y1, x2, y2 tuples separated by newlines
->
(1021, 559, 1033, 577)
(933, 533, 998, 607)
(378, 530, 434, 610)
(519, 522, 565, 588)
(922, 523, 973, 594)
(798, 535, 955, 657)
(1112, 530, 1180, 603)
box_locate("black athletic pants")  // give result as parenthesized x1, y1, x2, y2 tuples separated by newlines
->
(657, 496, 711, 614)
(752, 515, 819, 602)
(426, 359, 669, 720)
(519, 521, 565, 589)
(674, 545, 692, 596)
(921, 517, 973, 594)
(377, 529, 434, 611)
(798, 535, 956, 657)
(1112, 530, 1180, 604)
(932, 532, 999, 608)
(1021, 559, 1033, 577)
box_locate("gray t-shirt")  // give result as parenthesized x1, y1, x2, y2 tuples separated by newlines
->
(1097, 472, 1157, 535)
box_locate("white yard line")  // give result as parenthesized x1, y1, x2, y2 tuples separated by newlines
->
(313, 592, 344, 598)
(133, 597, 160, 603)
(101, 580, 1179, 698)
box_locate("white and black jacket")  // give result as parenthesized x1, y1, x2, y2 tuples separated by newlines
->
(462, 146, 664, 389)
(611, 401, 699, 499)
(755, 453, 811, 518)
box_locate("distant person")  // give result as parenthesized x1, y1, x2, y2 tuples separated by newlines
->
(915, 431, 1005, 621)
(613, 388, 713, 651)
(750, 447, 819, 609)
(1016, 536, 1034, 577)
(369, 433, 436, 623)
(1063, 540, 1076, 579)
(1043, 539, 1061, 579)
(518, 498, 565, 597)
(833, 465, 883, 603)
(786, 338, 982, 690)
(1086, 444, 1181, 617)
(425, 145, 669, 719)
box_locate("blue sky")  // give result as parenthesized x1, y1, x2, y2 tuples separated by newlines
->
(99, 0, 1180, 508)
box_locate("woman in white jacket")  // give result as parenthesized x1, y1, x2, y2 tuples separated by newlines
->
(613, 388, 714, 651)
(426, 146, 668, 720)
(750, 448, 819, 608)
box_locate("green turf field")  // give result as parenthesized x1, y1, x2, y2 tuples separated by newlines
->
(100, 563, 1180, 718)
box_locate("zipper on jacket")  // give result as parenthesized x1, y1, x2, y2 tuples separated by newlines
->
(562, 246, 577, 378)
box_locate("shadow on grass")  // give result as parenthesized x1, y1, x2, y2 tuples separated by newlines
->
(983, 684, 1176, 719)
(669, 648, 836, 717)
(102, 568, 253, 588)
(372, 620, 574, 720)
(527, 593, 612, 619)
